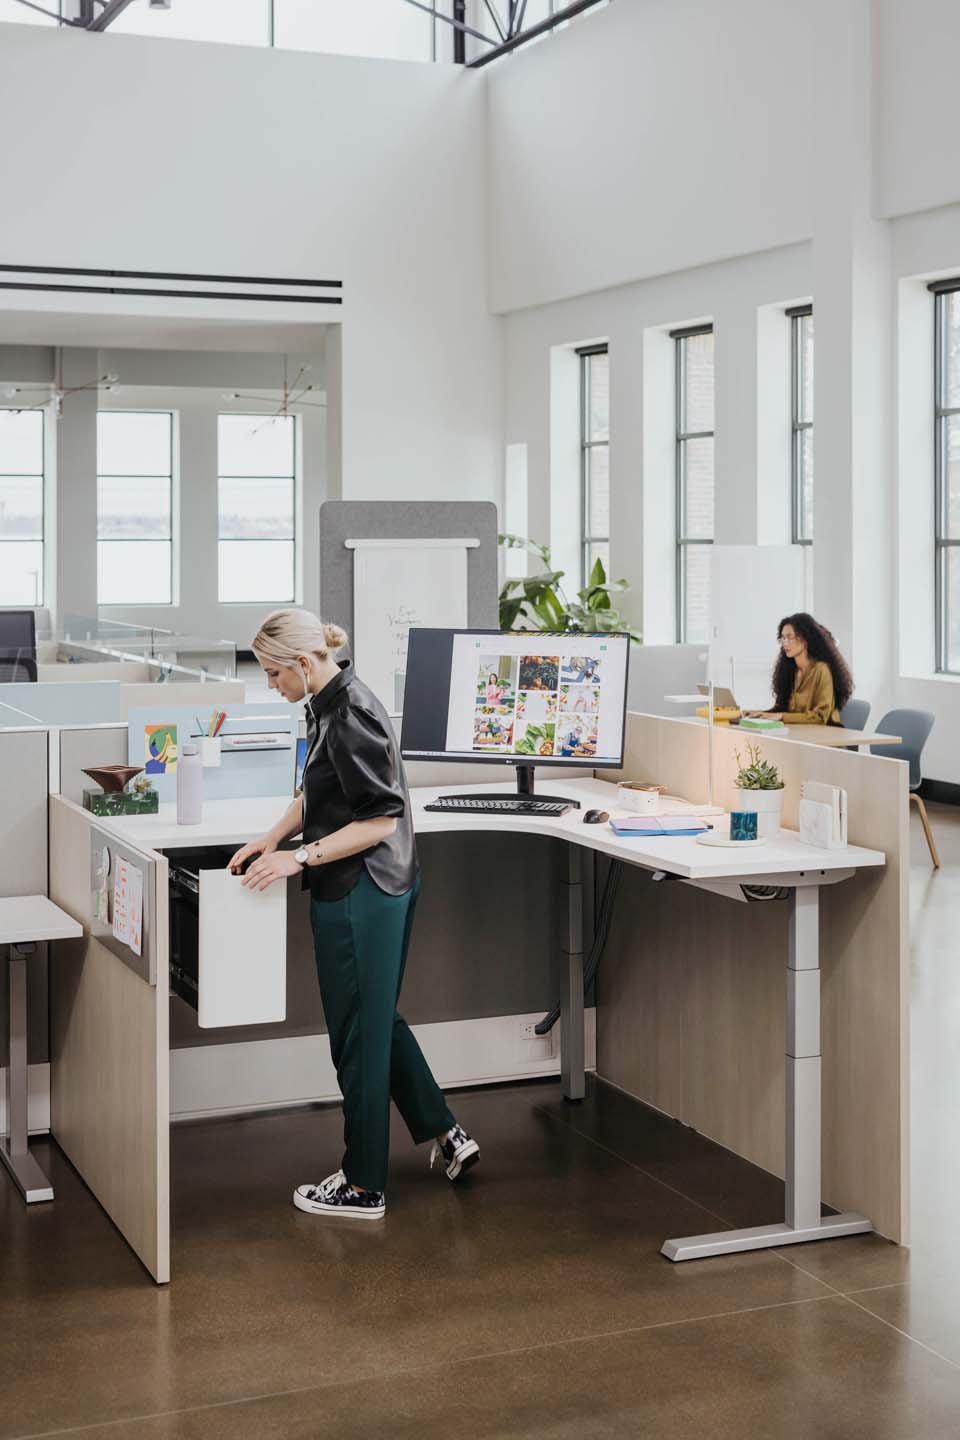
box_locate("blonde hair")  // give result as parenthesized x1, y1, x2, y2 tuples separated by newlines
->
(251, 608, 348, 669)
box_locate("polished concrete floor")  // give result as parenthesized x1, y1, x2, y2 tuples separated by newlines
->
(2, 803, 959, 1439)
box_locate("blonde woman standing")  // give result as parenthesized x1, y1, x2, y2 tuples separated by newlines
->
(229, 609, 479, 1220)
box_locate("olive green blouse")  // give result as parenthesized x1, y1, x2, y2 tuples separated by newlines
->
(781, 659, 839, 726)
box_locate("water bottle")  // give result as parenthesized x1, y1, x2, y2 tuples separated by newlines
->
(176, 743, 203, 825)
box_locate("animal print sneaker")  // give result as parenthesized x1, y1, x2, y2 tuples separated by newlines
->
(293, 1170, 385, 1219)
(429, 1123, 480, 1182)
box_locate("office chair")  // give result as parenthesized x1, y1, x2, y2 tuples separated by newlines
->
(841, 698, 871, 730)
(872, 709, 939, 868)
(0, 656, 38, 683)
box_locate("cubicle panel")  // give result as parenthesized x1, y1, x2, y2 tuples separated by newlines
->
(626, 644, 706, 716)
(48, 796, 170, 1284)
(57, 724, 128, 804)
(0, 700, 43, 727)
(127, 702, 296, 803)
(0, 727, 49, 1069)
(37, 660, 152, 683)
(597, 713, 909, 1243)
(1, 681, 122, 724)
(118, 679, 244, 719)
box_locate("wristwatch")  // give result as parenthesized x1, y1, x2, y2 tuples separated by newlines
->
(293, 845, 310, 868)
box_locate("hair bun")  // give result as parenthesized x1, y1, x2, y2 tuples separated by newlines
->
(323, 622, 348, 651)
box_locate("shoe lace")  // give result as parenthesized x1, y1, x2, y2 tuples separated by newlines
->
(429, 1142, 442, 1170)
(316, 1169, 346, 1199)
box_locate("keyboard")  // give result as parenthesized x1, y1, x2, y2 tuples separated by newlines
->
(423, 796, 573, 817)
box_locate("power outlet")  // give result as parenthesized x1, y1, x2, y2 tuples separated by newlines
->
(518, 1019, 555, 1062)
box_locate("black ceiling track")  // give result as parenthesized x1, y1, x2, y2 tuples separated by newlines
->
(0, 264, 342, 306)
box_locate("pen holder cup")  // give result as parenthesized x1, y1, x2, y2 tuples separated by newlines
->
(730, 811, 759, 842)
(198, 737, 222, 768)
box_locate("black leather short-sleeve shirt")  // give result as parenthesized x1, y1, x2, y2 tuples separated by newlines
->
(300, 662, 418, 901)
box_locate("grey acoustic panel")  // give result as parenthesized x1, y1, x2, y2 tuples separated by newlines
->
(0, 729, 49, 1065)
(318, 500, 499, 645)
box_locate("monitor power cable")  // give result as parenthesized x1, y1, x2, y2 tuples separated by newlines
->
(534, 858, 624, 1036)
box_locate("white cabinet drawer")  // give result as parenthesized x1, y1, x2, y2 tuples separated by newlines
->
(197, 869, 286, 1028)
(169, 850, 287, 1028)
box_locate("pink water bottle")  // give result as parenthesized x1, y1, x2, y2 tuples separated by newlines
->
(176, 743, 203, 825)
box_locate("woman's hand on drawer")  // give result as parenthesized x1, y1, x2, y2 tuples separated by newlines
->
(228, 836, 276, 875)
(240, 849, 304, 892)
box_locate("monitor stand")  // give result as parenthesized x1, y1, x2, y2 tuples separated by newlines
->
(439, 764, 581, 808)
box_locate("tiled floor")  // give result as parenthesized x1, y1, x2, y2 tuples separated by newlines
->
(2, 803, 957, 1438)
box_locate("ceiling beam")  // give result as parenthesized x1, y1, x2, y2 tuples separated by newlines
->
(87, 0, 137, 31)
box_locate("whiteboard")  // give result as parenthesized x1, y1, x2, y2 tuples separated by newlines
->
(349, 539, 472, 714)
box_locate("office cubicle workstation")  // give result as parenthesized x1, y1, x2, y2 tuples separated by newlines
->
(1, 664, 902, 1284)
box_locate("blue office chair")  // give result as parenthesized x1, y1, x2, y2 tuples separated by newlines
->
(871, 708, 939, 868)
(841, 698, 870, 731)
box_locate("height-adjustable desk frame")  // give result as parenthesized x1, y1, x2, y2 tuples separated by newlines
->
(414, 778, 885, 1263)
(0, 896, 82, 1204)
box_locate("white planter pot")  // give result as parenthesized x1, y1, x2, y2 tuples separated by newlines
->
(733, 786, 784, 838)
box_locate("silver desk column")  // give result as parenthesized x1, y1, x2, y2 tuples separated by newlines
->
(1, 943, 54, 1204)
(661, 882, 873, 1260)
(560, 843, 585, 1101)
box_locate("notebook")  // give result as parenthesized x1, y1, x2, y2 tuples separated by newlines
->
(608, 816, 710, 838)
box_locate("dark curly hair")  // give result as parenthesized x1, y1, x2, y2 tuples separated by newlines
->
(772, 613, 853, 716)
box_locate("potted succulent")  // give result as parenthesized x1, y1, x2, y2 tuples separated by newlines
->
(733, 744, 785, 838)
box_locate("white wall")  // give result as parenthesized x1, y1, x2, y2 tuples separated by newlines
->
(875, 0, 960, 223)
(0, 25, 502, 514)
(487, 0, 814, 313)
(504, 244, 813, 643)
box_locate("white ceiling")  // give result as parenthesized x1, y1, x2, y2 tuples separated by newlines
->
(0, 306, 333, 353)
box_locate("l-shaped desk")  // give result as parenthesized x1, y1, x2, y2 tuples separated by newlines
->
(44, 774, 885, 1280)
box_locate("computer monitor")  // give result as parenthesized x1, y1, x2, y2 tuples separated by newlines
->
(400, 629, 630, 801)
(0, 610, 37, 683)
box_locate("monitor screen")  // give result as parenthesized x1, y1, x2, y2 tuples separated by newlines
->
(400, 630, 630, 769)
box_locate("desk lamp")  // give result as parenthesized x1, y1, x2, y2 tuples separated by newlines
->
(664, 672, 725, 815)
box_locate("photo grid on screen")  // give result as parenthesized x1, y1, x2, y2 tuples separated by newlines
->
(470, 650, 604, 760)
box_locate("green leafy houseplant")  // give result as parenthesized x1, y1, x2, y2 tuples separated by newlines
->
(498, 535, 641, 640)
(734, 744, 784, 791)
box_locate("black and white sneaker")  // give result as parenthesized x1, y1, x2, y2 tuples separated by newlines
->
(430, 1123, 480, 1182)
(293, 1170, 386, 1220)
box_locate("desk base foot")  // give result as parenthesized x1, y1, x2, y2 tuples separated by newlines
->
(661, 1212, 873, 1262)
(0, 1137, 54, 1204)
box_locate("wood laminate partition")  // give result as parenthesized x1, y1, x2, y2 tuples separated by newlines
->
(48, 796, 170, 1282)
(598, 713, 909, 1244)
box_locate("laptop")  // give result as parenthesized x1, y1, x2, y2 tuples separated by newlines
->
(697, 684, 739, 709)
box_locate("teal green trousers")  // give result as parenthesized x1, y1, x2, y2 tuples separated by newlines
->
(310, 870, 455, 1192)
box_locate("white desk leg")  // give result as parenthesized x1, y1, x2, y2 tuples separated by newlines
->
(560, 844, 585, 1101)
(1, 943, 54, 1204)
(661, 885, 871, 1261)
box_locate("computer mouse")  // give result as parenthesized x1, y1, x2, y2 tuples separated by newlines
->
(583, 808, 609, 824)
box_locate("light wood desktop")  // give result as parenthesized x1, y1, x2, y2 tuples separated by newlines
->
(691, 719, 903, 749)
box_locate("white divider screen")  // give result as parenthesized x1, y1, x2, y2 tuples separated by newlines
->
(709, 545, 806, 710)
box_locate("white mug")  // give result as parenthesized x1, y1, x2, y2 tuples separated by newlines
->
(617, 782, 663, 816)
